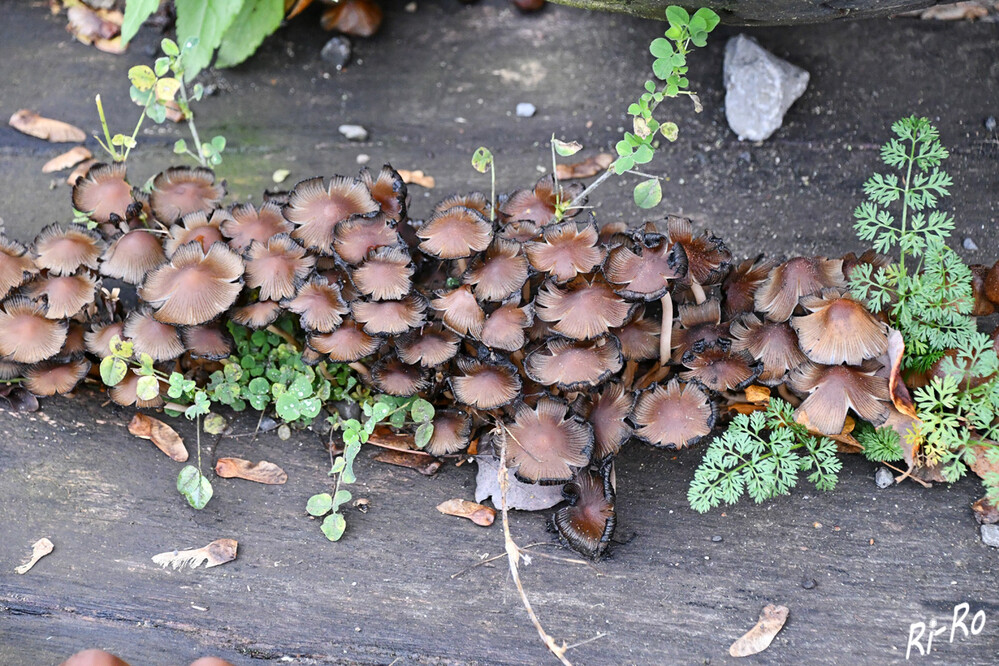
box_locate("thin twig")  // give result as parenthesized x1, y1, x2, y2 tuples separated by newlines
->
(565, 632, 608, 652)
(450, 543, 594, 580)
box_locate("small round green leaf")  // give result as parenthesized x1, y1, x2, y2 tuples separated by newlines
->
(307, 493, 333, 516)
(331, 489, 352, 512)
(410, 398, 435, 423)
(135, 375, 160, 401)
(128, 65, 156, 92)
(99, 356, 128, 387)
(661, 122, 679, 142)
(321, 512, 347, 541)
(552, 138, 582, 157)
(177, 465, 213, 510)
(161, 38, 180, 56)
(634, 178, 663, 209)
(415, 422, 434, 449)
(649, 38, 673, 58)
(203, 412, 227, 435)
(471, 147, 493, 173)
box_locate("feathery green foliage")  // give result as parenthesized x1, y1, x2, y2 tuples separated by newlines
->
(855, 422, 904, 463)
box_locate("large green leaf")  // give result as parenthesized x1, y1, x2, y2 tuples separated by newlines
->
(175, 0, 246, 80)
(121, 0, 160, 45)
(216, 0, 284, 68)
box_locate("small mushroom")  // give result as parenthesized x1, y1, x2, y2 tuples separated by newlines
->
(333, 214, 401, 264)
(425, 409, 472, 456)
(181, 324, 233, 360)
(791, 289, 888, 366)
(163, 209, 230, 256)
(535, 276, 631, 340)
(503, 396, 592, 485)
(982, 260, 999, 307)
(231, 300, 282, 329)
(221, 202, 293, 251)
(552, 468, 616, 559)
(789, 361, 890, 435)
(729, 313, 807, 386)
(969, 265, 995, 316)
(433, 192, 490, 219)
(0, 296, 68, 363)
(123, 309, 184, 361)
(59, 321, 87, 359)
(611, 306, 660, 362)
(351, 245, 413, 301)
(500, 174, 584, 225)
(0, 236, 38, 298)
(584, 382, 634, 461)
(632, 378, 715, 449)
(32, 224, 105, 275)
(360, 165, 407, 221)
(25, 271, 97, 319)
(463, 238, 529, 302)
(370, 355, 429, 396)
(149, 166, 225, 223)
(100, 229, 167, 284)
(603, 231, 686, 301)
(139, 241, 244, 326)
(352, 291, 426, 336)
(841, 249, 890, 282)
(666, 216, 731, 297)
(282, 275, 349, 333)
(499, 220, 541, 244)
(417, 206, 493, 260)
(671, 298, 730, 362)
(285, 176, 380, 255)
(24, 358, 91, 396)
(478, 302, 533, 352)
(754, 256, 846, 322)
(449, 355, 522, 410)
(431, 285, 485, 337)
(395, 323, 459, 367)
(524, 336, 623, 391)
(84, 320, 125, 357)
(71, 162, 133, 225)
(722, 255, 776, 318)
(525, 221, 605, 283)
(308, 317, 380, 361)
(680, 346, 761, 393)
(244, 234, 316, 302)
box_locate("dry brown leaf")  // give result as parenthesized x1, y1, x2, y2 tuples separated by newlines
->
(729, 604, 789, 657)
(880, 328, 918, 419)
(744, 385, 771, 404)
(67, 158, 97, 185)
(920, 2, 990, 20)
(398, 169, 435, 189)
(9, 109, 86, 143)
(555, 152, 615, 180)
(152, 538, 237, 571)
(373, 449, 442, 475)
(972, 496, 999, 524)
(436, 498, 496, 526)
(94, 36, 126, 55)
(66, 5, 120, 44)
(15, 538, 54, 574)
(214, 457, 288, 484)
(968, 442, 999, 483)
(164, 99, 187, 123)
(367, 426, 422, 451)
(129, 413, 188, 462)
(42, 146, 92, 173)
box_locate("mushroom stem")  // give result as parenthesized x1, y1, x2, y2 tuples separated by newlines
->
(622, 360, 637, 389)
(455, 257, 468, 274)
(635, 364, 670, 391)
(266, 324, 300, 350)
(690, 280, 706, 305)
(777, 383, 801, 407)
(348, 361, 371, 381)
(659, 292, 673, 367)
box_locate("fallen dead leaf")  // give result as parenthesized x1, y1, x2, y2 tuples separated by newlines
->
(372, 449, 441, 475)
(398, 169, 435, 188)
(214, 457, 288, 485)
(729, 604, 789, 657)
(42, 146, 92, 173)
(9, 109, 86, 143)
(475, 454, 565, 511)
(437, 498, 496, 526)
(15, 538, 54, 574)
(744, 384, 771, 404)
(152, 538, 238, 571)
(66, 5, 120, 44)
(972, 496, 999, 524)
(968, 442, 999, 484)
(94, 36, 126, 55)
(67, 159, 97, 185)
(920, 2, 990, 20)
(879, 328, 918, 419)
(555, 152, 615, 180)
(129, 413, 188, 462)
(164, 99, 187, 123)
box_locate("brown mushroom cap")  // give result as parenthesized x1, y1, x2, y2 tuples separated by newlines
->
(110, 368, 165, 408)
(333, 214, 401, 265)
(244, 234, 316, 302)
(463, 238, 529, 302)
(24, 358, 91, 396)
(71, 162, 133, 224)
(450, 355, 522, 410)
(417, 206, 493, 260)
(841, 249, 890, 282)
(431, 285, 485, 337)
(632, 378, 715, 449)
(478, 302, 533, 352)
(552, 468, 616, 559)
(611, 306, 660, 362)
(25, 271, 97, 319)
(791, 289, 888, 366)
(603, 233, 686, 301)
(123, 309, 184, 361)
(789, 361, 890, 435)
(535, 277, 631, 340)
(679, 347, 761, 393)
(722, 255, 777, 318)
(525, 336, 623, 390)
(308, 317, 380, 361)
(586, 382, 635, 461)
(164, 209, 230, 257)
(149, 166, 225, 223)
(32, 224, 105, 275)
(525, 222, 605, 283)
(231, 300, 282, 329)
(84, 320, 125, 357)
(282, 275, 349, 333)
(181, 324, 233, 360)
(0, 296, 68, 363)
(59, 321, 87, 358)
(139, 241, 244, 325)
(351, 245, 413, 301)
(985, 261, 999, 306)
(504, 396, 592, 485)
(499, 220, 541, 244)
(0, 360, 24, 380)
(370, 355, 429, 396)
(285, 176, 380, 255)
(730, 313, 807, 385)
(0, 236, 38, 298)
(320, 0, 383, 36)
(221, 202, 293, 251)
(433, 192, 490, 219)
(500, 174, 584, 225)
(666, 216, 732, 286)
(754, 256, 846, 322)
(352, 292, 426, 336)
(671, 298, 729, 362)
(395, 323, 459, 367)
(100, 229, 167, 284)
(425, 409, 472, 456)
(598, 220, 631, 247)
(970, 265, 995, 317)
(360, 165, 407, 221)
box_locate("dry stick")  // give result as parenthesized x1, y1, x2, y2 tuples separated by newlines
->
(543, 169, 614, 227)
(451, 542, 591, 580)
(497, 423, 573, 666)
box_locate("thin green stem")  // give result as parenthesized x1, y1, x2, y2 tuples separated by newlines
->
(178, 83, 206, 167)
(94, 95, 120, 161)
(899, 136, 918, 275)
(490, 164, 496, 223)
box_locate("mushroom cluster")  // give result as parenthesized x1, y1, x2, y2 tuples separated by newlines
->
(4, 162, 999, 559)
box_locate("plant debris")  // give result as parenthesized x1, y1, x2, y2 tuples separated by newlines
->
(152, 538, 238, 570)
(42, 146, 93, 173)
(214, 457, 288, 484)
(397, 169, 435, 188)
(555, 153, 614, 180)
(128, 413, 188, 462)
(729, 604, 789, 657)
(437, 498, 496, 526)
(14, 538, 54, 574)
(373, 449, 442, 475)
(475, 454, 565, 511)
(8, 109, 86, 143)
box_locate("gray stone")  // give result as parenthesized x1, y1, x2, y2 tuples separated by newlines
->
(516, 102, 537, 118)
(982, 524, 999, 548)
(338, 124, 369, 141)
(963, 237, 979, 251)
(320, 36, 352, 70)
(986, 116, 997, 132)
(875, 466, 894, 489)
(723, 35, 809, 142)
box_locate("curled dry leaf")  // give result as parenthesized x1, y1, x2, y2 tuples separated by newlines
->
(555, 152, 614, 180)
(972, 497, 999, 525)
(397, 169, 435, 189)
(67, 159, 98, 186)
(436, 498, 496, 527)
(152, 538, 238, 571)
(881, 328, 918, 419)
(9, 109, 86, 143)
(214, 457, 288, 485)
(14, 538, 54, 574)
(919, 2, 990, 20)
(128, 413, 188, 462)
(744, 384, 771, 404)
(372, 449, 442, 475)
(729, 604, 789, 657)
(42, 146, 92, 173)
